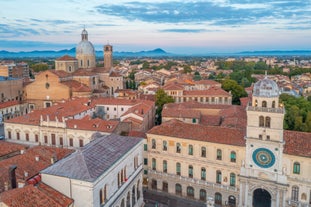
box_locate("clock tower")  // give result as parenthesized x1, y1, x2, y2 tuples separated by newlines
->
(239, 75, 287, 207)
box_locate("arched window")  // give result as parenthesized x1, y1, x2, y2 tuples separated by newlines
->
(259, 116, 264, 127)
(201, 147, 206, 157)
(187, 186, 194, 198)
(176, 143, 181, 153)
(152, 139, 156, 149)
(201, 168, 206, 180)
(163, 140, 167, 151)
(291, 186, 299, 201)
(262, 101, 267, 107)
(175, 183, 182, 195)
(228, 195, 236, 206)
(188, 145, 193, 155)
(217, 149, 222, 160)
(163, 160, 167, 173)
(230, 173, 236, 186)
(265, 116, 271, 128)
(216, 170, 222, 184)
(188, 165, 193, 178)
(215, 192, 222, 205)
(200, 189, 207, 201)
(272, 101, 275, 108)
(301, 193, 307, 201)
(176, 162, 181, 175)
(152, 158, 156, 170)
(293, 162, 300, 174)
(230, 151, 236, 162)
(255, 99, 258, 107)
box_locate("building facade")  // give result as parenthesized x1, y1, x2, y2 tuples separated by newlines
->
(41, 134, 144, 207)
(146, 77, 311, 207)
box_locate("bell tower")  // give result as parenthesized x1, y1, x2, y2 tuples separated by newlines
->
(239, 75, 287, 207)
(104, 44, 113, 71)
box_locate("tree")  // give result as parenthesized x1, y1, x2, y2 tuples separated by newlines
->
(31, 63, 49, 72)
(155, 89, 174, 124)
(221, 79, 247, 105)
(193, 71, 202, 81)
(182, 65, 191, 74)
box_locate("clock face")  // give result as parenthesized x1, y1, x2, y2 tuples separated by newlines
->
(252, 148, 275, 168)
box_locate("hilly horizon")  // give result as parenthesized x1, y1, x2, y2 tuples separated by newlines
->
(1, 48, 311, 58)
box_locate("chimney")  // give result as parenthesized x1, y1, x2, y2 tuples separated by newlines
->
(35, 156, 39, 161)
(20, 149, 25, 154)
(9, 165, 17, 189)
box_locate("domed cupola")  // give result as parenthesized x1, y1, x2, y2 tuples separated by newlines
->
(253, 76, 279, 97)
(76, 28, 96, 68)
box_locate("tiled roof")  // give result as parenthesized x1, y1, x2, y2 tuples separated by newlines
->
(66, 118, 118, 132)
(200, 115, 221, 126)
(93, 97, 154, 107)
(50, 70, 71, 78)
(163, 83, 184, 90)
(6, 98, 94, 125)
(183, 87, 230, 96)
(164, 101, 231, 110)
(56, 55, 77, 61)
(0, 146, 73, 193)
(128, 131, 147, 138)
(284, 130, 311, 158)
(162, 108, 201, 119)
(194, 80, 220, 86)
(0, 101, 20, 110)
(0, 141, 26, 158)
(0, 183, 73, 207)
(41, 134, 142, 182)
(147, 119, 245, 146)
(110, 71, 122, 77)
(61, 80, 92, 92)
(72, 68, 97, 76)
(121, 101, 154, 118)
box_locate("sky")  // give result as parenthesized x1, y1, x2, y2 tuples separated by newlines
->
(1, 0, 311, 54)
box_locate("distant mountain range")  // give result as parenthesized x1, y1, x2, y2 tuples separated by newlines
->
(0, 48, 311, 58)
(0, 48, 171, 58)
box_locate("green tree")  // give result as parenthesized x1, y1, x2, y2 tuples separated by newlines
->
(221, 79, 247, 105)
(254, 61, 268, 70)
(193, 71, 202, 81)
(155, 89, 174, 124)
(31, 63, 49, 72)
(183, 65, 192, 74)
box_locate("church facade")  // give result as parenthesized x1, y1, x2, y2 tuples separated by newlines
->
(146, 76, 311, 207)
(25, 28, 124, 110)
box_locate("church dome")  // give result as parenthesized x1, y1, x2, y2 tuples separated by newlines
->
(253, 76, 279, 97)
(76, 29, 95, 56)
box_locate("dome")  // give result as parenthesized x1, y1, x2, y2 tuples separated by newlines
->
(253, 77, 279, 97)
(76, 40, 95, 55)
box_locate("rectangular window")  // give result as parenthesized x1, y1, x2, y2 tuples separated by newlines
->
(114, 107, 116, 111)
(59, 137, 63, 145)
(144, 170, 148, 175)
(16, 132, 20, 140)
(51, 134, 56, 145)
(144, 158, 148, 165)
(44, 135, 48, 144)
(25, 133, 29, 141)
(69, 138, 73, 147)
(8, 131, 11, 139)
(79, 139, 84, 147)
(144, 144, 147, 151)
(107, 107, 109, 111)
(35, 134, 38, 142)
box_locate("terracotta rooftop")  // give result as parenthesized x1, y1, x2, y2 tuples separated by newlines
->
(61, 80, 92, 92)
(66, 118, 118, 133)
(49, 70, 71, 78)
(147, 119, 246, 146)
(0, 101, 21, 110)
(110, 71, 122, 77)
(194, 79, 221, 86)
(0, 146, 73, 193)
(93, 97, 154, 107)
(0, 183, 73, 207)
(0, 141, 26, 158)
(72, 68, 97, 76)
(163, 83, 184, 90)
(162, 108, 201, 119)
(121, 101, 154, 118)
(128, 131, 147, 138)
(56, 55, 77, 61)
(284, 130, 311, 158)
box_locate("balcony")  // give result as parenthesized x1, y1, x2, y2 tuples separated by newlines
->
(247, 106, 284, 114)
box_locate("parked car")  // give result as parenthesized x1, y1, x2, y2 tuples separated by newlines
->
(0, 135, 4, 140)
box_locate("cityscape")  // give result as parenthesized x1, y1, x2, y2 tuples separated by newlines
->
(1, 1, 311, 207)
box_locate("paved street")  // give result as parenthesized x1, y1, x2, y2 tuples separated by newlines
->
(143, 189, 206, 207)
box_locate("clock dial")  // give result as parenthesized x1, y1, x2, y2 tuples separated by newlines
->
(252, 148, 275, 168)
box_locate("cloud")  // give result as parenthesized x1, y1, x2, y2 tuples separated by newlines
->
(94, 1, 311, 28)
(159, 29, 207, 33)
